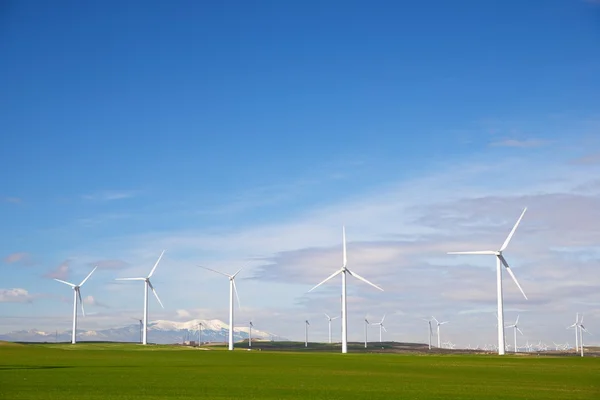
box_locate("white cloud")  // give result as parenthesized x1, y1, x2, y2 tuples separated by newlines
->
(44, 260, 70, 280)
(0, 288, 35, 303)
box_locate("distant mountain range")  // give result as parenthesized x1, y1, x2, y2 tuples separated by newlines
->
(0, 319, 284, 344)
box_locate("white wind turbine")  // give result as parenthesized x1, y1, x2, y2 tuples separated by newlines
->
(304, 320, 310, 347)
(371, 314, 387, 343)
(422, 318, 434, 350)
(131, 317, 143, 344)
(448, 208, 529, 355)
(364, 316, 370, 348)
(567, 312, 580, 352)
(54, 266, 97, 344)
(324, 313, 339, 344)
(199, 266, 242, 351)
(505, 315, 523, 353)
(115, 251, 166, 345)
(432, 316, 448, 348)
(308, 226, 384, 354)
(249, 321, 253, 348)
(578, 315, 591, 357)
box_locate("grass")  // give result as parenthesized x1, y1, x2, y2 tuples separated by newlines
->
(0, 342, 598, 399)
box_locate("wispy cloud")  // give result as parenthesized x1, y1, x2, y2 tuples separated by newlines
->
(89, 259, 130, 270)
(490, 139, 548, 148)
(0, 288, 36, 303)
(44, 260, 70, 280)
(571, 152, 600, 165)
(3, 252, 33, 266)
(2, 197, 22, 204)
(81, 190, 137, 202)
(83, 295, 109, 309)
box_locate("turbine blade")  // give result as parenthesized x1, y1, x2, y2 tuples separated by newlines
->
(148, 250, 166, 278)
(232, 280, 241, 309)
(54, 279, 76, 287)
(381, 314, 386, 323)
(499, 255, 528, 300)
(500, 208, 527, 251)
(382, 326, 387, 332)
(447, 251, 497, 255)
(432, 316, 439, 324)
(332, 316, 339, 320)
(515, 315, 520, 325)
(198, 265, 230, 278)
(342, 226, 347, 268)
(115, 277, 145, 281)
(148, 280, 164, 309)
(346, 269, 384, 291)
(307, 269, 343, 292)
(324, 313, 330, 320)
(79, 266, 97, 286)
(440, 321, 449, 325)
(231, 268, 243, 279)
(517, 328, 524, 335)
(78, 289, 85, 317)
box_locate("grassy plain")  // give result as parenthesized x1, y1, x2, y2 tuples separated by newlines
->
(0, 342, 598, 400)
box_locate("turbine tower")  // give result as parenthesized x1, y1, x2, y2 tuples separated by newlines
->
(422, 318, 433, 350)
(115, 250, 166, 345)
(199, 266, 242, 351)
(578, 315, 590, 357)
(304, 320, 310, 347)
(364, 316, 370, 348)
(249, 321, 253, 348)
(506, 315, 523, 353)
(371, 314, 387, 342)
(432, 317, 448, 348)
(324, 313, 339, 344)
(448, 208, 529, 355)
(131, 317, 143, 344)
(308, 226, 384, 353)
(54, 266, 97, 344)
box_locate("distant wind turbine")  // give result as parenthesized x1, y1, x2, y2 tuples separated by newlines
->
(422, 318, 433, 350)
(324, 313, 339, 344)
(578, 315, 591, 357)
(371, 314, 387, 342)
(308, 226, 384, 354)
(364, 316, 370, 348)
(115, 250, 166, 345)
(249, 321, 253, 348)
(448, 208, 529, 355)
(567, 312, 580, 352)
(432, 316, 448, 348)
(198, 266, 242, 351)
(54, 266, 97, 344)
(505, 315, 523, 353)
(305, 320, 310, 347)
(131, 317, 143, 344)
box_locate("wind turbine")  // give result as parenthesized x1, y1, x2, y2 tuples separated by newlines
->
(324, 313, 339, 344)
(364, 316, 370, 348)
(249, 321, 253, 348)
(447, 208, 529, 355)
(371, 314, 387, 343)
(131, 317, 143, 344)
(198, 322, 203, 345)
(54, 266, 97, 344)
(304, 320, 310, 347)
(567, 312, 580, 352)
(115, 250, 166, 345)
(578, 315, 591, 357)
(199, 266, 242, 351)
(505, 315, 523, 353)
(308, 226, 384, 354)
(432, 317, 448, 348)
(422, 318, 433, 350)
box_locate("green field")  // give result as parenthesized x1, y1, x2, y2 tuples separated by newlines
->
(0, 342, 598, 399)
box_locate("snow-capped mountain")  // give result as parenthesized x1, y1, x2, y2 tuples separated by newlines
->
(0, 319, 283, 344)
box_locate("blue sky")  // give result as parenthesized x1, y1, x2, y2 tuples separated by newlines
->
(1, 0, 600, 346)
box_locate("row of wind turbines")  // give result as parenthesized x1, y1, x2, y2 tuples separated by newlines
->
(53, 207, 592, 355)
